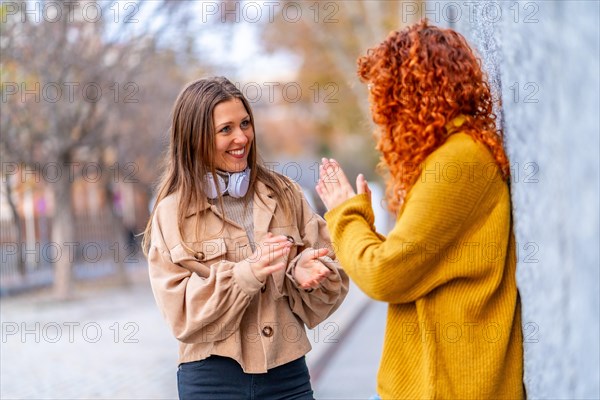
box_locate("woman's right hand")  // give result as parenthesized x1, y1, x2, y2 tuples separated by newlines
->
(244, 233, 292, 282)
(316, 158, 371, 211)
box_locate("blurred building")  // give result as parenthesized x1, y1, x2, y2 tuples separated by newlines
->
(0, 160, 150, 289)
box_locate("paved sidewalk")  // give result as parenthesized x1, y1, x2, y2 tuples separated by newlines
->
(0, 272, 383, 399)
(1, 273, 179, 399)
(305, 281, 372, 378)
(314, 301, 387, 399)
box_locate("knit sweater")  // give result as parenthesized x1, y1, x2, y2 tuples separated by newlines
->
(209, 194, 255, 249)
(325, 133, 524, 399)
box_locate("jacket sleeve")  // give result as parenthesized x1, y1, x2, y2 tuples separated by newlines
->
(147, 214, 263, 343)
(283, 185, 350, 329)
(324, 135, 500, 304)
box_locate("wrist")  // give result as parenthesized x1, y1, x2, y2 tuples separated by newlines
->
(233, 259, 264, 295)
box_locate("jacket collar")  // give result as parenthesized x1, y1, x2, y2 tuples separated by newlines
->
(252, 180, 277, 236)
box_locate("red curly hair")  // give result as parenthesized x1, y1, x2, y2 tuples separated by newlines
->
(357, 20, 510, 213)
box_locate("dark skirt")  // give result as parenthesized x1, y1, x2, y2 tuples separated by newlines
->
(177, 355, 314, 400)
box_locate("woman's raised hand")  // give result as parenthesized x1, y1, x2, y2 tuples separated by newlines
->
(245, 233, 292, 282)
(316, 158, 371, 211)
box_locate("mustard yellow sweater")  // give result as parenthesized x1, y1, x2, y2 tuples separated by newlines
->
(325, 133, 524, 399)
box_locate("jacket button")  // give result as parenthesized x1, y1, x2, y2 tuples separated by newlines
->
(261, 284, 267, 293)
(262, 326, 273, 337)
(286, 235, 294, 243)
(195, 251, 205, 261)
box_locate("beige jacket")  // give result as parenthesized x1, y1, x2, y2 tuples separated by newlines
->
(148, 180, 349, 373)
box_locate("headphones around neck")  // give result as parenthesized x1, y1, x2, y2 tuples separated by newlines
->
(203, 168, 251, 199)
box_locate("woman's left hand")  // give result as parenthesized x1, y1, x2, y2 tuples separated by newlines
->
(316, 158, 371, 210)
(294, 248, 332, 289)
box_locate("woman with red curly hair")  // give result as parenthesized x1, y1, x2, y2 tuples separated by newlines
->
(316, 20, 524, 399)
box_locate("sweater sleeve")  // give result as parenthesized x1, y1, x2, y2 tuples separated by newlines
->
(283, 184, 350, 329)
(324, 135, 498, 304)
(147, 215, 263, 344)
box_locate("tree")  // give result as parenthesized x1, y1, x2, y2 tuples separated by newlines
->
(0, 0, 202, 298)
(256, 0, 421, 179)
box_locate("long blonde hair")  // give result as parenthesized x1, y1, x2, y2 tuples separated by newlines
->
(141, 77, 295, 255)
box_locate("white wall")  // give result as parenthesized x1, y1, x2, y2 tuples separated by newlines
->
(427, 1, 600, 397)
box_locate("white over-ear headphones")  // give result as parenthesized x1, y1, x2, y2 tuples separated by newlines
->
(203, 168, 251, 199)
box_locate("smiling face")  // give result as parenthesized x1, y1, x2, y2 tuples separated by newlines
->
(212, 98, 254, 173)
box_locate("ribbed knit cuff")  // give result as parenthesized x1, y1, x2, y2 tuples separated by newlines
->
(324, 193, 375, 226)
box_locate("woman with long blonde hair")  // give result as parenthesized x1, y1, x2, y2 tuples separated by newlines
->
(143, 76, 348, 399)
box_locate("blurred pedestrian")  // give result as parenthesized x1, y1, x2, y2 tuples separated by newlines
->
(142, 77, 348, 400)
(316, 20, 524, 399)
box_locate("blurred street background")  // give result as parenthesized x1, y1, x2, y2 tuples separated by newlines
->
(1, 1, 599, 399)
